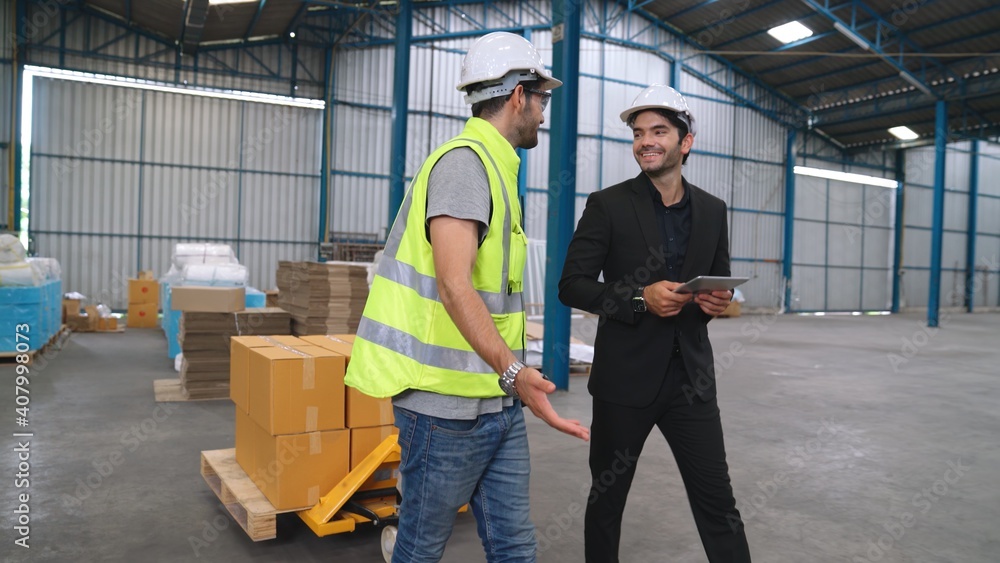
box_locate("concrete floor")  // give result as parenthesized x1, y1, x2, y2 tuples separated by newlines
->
(2, 311, 998, 562)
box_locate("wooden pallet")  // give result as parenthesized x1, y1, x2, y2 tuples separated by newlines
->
(0, 325, 70, 365)
(200, 449, 302, 541)
(154, 379, 227, 402)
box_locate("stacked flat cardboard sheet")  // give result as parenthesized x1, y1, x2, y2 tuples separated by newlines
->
(275, 261, 369, 336)
(179, 308, 292, 399)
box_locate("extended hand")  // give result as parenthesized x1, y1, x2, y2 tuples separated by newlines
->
(643, 281, 694, 317)
(694, 289, 733, 316)
(516, 367, 590, 441)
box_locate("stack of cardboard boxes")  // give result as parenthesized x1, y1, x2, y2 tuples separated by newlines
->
(231, 334, 394, 510)
(128, 272, 159, 328)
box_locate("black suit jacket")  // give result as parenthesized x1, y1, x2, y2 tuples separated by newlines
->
(558, 173, 731, 408)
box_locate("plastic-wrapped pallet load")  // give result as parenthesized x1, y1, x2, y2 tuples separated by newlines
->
(0, 238, 62, 352)
(181, 263, 248, 287)
(0, 234, 27, 264)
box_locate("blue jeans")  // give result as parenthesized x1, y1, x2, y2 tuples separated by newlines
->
(392, 402, 536, 563)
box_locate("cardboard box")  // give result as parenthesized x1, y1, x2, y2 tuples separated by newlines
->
(721, 301, 742, 318)
(347, 388, 394, 428)
(68, 314, 96, 332)
(97, 317, 119, 331)
(62, 298, 81, 322)
(350, 425, 398, 470)
(127, 302, 159, 328)
(230, 335, 309, 414)
(137, 270, 155, 280)
(128, 279, 159, 304)
(301, 335, 393, 428)
(248, 344, 346, 435)
(235, 407, 255, 476)
(252, 429, 349, 510)
(171, 286, 245, 313)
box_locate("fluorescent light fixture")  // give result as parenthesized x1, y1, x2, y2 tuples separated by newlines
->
(888, 126, 919, 140)
(23, 65, 324, 109)
(899, 71, 934, 96)
(209, 0, 257, 5)
(794, 166, 899, 188)
(767, 21, 814, 44)
(833, 21, 870, 51)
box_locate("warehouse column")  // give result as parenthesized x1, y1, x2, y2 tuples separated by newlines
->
(543, 0, 581, 391)
(387, 1, 411, 228)
(891, 149, 905, 313)
(782, 128, 796, 312)
(928, 100, 947, 327)
(965, 139, 979, 312)
(319, 46, 333, 251)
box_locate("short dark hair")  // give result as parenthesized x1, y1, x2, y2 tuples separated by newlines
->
(627, 108, 691, 164)
(468, 79, 544, 118)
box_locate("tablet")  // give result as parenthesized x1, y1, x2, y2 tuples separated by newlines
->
(673, 276, 749, 294)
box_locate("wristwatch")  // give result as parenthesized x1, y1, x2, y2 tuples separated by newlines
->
(498, 360, 525, 396)
(631, 286, 647, 313)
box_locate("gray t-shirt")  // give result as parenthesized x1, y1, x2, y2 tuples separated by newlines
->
(393, 147, 513, 419)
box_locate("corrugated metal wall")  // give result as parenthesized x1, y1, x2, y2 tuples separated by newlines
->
(791, 155, 895, 312)
(976, 144, 1000, 308)
(29, 77, 321, 308)
(900, 141, 974, 310)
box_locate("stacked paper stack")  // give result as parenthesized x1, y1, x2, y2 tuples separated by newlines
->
(179, 308, 292, 399)
(275, 261, 370, 336)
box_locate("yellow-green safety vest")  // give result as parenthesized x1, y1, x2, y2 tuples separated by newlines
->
(345, 117, 528, 399)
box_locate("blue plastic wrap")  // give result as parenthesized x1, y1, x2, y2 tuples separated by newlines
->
(0, 280, 62, 353)
(245, 287, 266, 308)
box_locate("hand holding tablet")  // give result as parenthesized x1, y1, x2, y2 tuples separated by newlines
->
(672, 276, 749, 294)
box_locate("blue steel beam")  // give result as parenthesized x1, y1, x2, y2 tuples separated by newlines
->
(320, 47, 333, 248)
(245, 0, 267, 41)
(965, 140, 979, 312)
(891, 149, 904, 313)
(669, 0, 722, 22)
(387, 0, 411, 227)
(687, 0, 787, 42)
(609, 2, 810, 127)
(783, 129, 797, 312)
(543, 0, 581, 391)
(927, 100, 947, 327)
(814, 72, 1000, 127)
(801, 0, 974, 102)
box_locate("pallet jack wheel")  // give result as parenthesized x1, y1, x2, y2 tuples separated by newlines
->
(380, 525, 397, 562)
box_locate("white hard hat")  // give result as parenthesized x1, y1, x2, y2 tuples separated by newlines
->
(457, 32, 562, 105)
(620, 84, 697, 137)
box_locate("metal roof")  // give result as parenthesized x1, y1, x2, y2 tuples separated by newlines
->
(78, 0, 1000, 150)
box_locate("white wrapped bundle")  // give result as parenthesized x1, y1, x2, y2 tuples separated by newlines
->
(0, 261, 42, 287)
(0, 234, 27, 264)
(172, 243, 238, 269)
(27, 257, 63, 281)
(181, 263, 248, 286)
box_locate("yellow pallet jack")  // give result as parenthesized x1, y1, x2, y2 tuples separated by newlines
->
(298, 434, 403, 561)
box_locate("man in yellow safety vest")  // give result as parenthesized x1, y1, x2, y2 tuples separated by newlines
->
(346, 31, 589, 563)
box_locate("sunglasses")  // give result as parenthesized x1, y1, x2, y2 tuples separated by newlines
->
(523, 88, 551, 111)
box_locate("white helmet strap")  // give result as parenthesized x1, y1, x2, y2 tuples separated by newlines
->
(464, 69, 539, 105)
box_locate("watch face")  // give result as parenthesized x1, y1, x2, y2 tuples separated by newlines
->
(498, 376, 514, 395)
(632, 296, 646, 313)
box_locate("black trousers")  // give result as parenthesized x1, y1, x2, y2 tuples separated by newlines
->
(584, 354, 751, 563)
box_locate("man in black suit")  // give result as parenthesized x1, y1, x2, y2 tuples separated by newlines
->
(559, 84, 752, 562)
